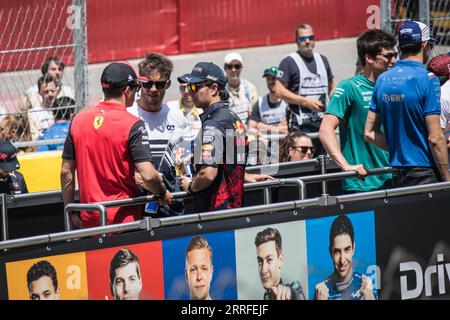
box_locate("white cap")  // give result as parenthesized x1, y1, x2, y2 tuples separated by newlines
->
(224, 52, 243, 65)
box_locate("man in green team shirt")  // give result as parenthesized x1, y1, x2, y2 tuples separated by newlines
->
(319, 29, 397, 192)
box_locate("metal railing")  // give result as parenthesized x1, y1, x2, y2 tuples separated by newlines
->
(2, 181, 450, 251)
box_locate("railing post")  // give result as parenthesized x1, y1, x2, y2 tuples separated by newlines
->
(64, 204, 107, 231)
(1, 194, 8, 241)
(319, 155, 328, 196)
(263, 187, 272, 204)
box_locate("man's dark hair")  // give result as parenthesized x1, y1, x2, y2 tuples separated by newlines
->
(254, 227, 283, 256)
(329, 215, 354, 253)
(27, 260, 58, 291)
(37, 74, 58, 92)
(53, 96, 75, 121)
(109, 248, 141, 295)
(357, 29, 397, 67)
(138, 52, 173, 80)
(41, 56, 65, 75)
(399, 43, 423, 56)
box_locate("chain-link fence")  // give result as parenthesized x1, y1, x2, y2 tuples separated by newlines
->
(381, 0, 450, 56)
(0, 0, 88, 151)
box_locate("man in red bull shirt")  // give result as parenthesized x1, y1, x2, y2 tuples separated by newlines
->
(178, 62, 248, 212)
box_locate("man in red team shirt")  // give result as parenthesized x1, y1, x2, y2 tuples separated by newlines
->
(61, 62, 173, 229)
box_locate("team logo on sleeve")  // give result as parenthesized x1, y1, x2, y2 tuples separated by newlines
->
(233, 121, 245, 134)
(93, 116, 104, 129)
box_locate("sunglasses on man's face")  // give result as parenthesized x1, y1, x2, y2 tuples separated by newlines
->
(225, 64, 242, 70)
(376, 52, 397, 61)
(298, 35, 315, 42)
(188, 82, 211, 93)
(142, 80, 168, 90)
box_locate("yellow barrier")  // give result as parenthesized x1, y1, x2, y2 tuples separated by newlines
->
(17, 151, 63, 192)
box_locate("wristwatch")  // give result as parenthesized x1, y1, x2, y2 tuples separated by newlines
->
(187, 181, 194, 194)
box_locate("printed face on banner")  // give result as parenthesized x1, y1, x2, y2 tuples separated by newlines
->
(306, 211, 378, 300)
(85, 242, 164, 300)
(163, 231, 237, 300)
(5, 252, 89, 300)
(235, 221, 308, 300)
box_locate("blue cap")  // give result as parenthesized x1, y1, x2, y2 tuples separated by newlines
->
(177, 62, 227, 86)
(398, 21, 435, 48)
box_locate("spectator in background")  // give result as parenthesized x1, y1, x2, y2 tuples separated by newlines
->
(279, 132, 314, 162)
(224, 52, 258, 126)
(365, 21, 450, 186)
(0, 140, 28, 194)
(274, 23, 335, 154)
(0, 114, 34, 153)
(21, 56, 74, 110)
(36, 97, 75, 152)
(249, 67, 288, 136)
(167, 80, 203, 136)
(319, 29, 396, 193)
(29, 75, 58, 140)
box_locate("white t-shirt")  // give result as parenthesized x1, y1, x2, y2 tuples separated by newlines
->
(28, 105, 55, 139)
(439, 80, 450, 129)
(127, 102, 188, 170)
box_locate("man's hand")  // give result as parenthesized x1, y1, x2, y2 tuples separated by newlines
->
(157, 190, 174, 206)
(244, 173, 275, 183)
(360, 275, 375, 300)
(179, 176, 192, 192)
(303, 97, 324, 112)
(134, 172, 146, 189)
(271, 284, 292, 300)
(343, 164, 368, 180)
(314, 282, 329, 300)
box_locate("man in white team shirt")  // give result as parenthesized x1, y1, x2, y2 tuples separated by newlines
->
(128, 52, 188, 216)
(223, 52, 258, 126)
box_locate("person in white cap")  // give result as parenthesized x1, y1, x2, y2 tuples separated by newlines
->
(223, 52, 258, 126)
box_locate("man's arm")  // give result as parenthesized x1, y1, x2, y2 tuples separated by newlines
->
(61, 159, 76, 207)
(60, 159, 80, 229)
(364, 111, 389, 151)
(319, 114, 367, 177)
(256, 121, 288, 134)
(191, 166, 218, 192)
(425, 114, 450, 181)
(273, 80, 323, 112)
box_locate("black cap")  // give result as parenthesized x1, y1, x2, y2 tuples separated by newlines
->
(101, 62, 148, 89)
(177, 62, 227, 86)
(0, 140, 19, 171)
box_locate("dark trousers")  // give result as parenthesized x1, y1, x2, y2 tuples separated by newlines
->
(392, 167, 442, 188)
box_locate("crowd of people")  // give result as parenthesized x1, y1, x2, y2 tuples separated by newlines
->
(1, 21, 450, 224)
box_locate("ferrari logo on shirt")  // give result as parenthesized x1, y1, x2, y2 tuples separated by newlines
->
(93, 116, 104, 129)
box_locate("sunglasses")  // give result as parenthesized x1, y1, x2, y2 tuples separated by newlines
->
(188, 82, 211, 92)
(293, 146, 315, 153)
(298, 35, 315, 42)
(142, 80, 168, 90)
(377, 52, 397, 61)
(225, 64, 242, 70)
